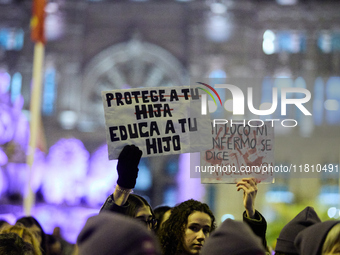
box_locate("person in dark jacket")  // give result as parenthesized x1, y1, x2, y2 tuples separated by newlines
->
(77, 211, 161, 255)
(274, 206, 321, 255)
(100, 145, 157, 230)
(158, 199, 216, 255)
(295, 220, 340, 255)
(200, 218, 266, 255)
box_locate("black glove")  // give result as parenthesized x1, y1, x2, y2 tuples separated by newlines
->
(117, 145, 142, 189)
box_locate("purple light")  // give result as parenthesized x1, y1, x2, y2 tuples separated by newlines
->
(0, 94, 25, 146)
(11, 112, 29, 151)
(0, 147, 8, 166)
(0, 150, 8, 196)
(6, 163, 29, 196)
(30, 150, 46, 193)
(176, 152, 205, 203)
(41, 138, 89, 205)
(0, 108, 15, 145)
(0, 71, 10, 94)
(85, 143, 118, 206)
(31, 204, 99, 244)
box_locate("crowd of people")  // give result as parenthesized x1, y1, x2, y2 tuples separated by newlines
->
(1, 145, 339, 255)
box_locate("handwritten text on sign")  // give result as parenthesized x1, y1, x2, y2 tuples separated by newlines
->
(102, 87, 211, 159)
(199, 121, 275, 183)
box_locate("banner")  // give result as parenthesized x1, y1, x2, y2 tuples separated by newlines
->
(31, 0, 46, 44)
(102, 86, 211, 159)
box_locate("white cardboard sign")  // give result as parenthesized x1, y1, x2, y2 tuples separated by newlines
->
(102, 86, 211, 159)
(199, 121, 275, 183)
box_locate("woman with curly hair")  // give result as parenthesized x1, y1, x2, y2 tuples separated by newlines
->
(158, 199, 216, 255)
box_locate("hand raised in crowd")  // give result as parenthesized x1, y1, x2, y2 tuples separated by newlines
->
(236, 178, 258, 218)
(117, 145, 143, 189)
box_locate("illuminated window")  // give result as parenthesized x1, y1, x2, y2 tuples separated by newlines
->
(0, 70, 10, 93)
(0, 28, 24, 51)
(42, 67, 56, 116)
(263, 30, 306, 54)
(277, 31, 306, 53)
(263, 30, 276, 55)
(11, 72, 22, 103)
(318, 31, 340, 53)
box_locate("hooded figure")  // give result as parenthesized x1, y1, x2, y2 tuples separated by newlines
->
(294, 220, 340, 255)
(77, 212, 161, 255)
(200, 219, 266, 255)
(275, 206, 321, 255)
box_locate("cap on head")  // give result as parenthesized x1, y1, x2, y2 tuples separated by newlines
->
(200, 219, 265, 255)
(275, 206, 321, 254)
(295, 220, 340, 255)
(77, 212, 161, 255)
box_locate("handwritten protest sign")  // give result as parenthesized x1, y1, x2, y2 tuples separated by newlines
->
(102, 86, 211, 159)
(198, 120, 275, 183)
